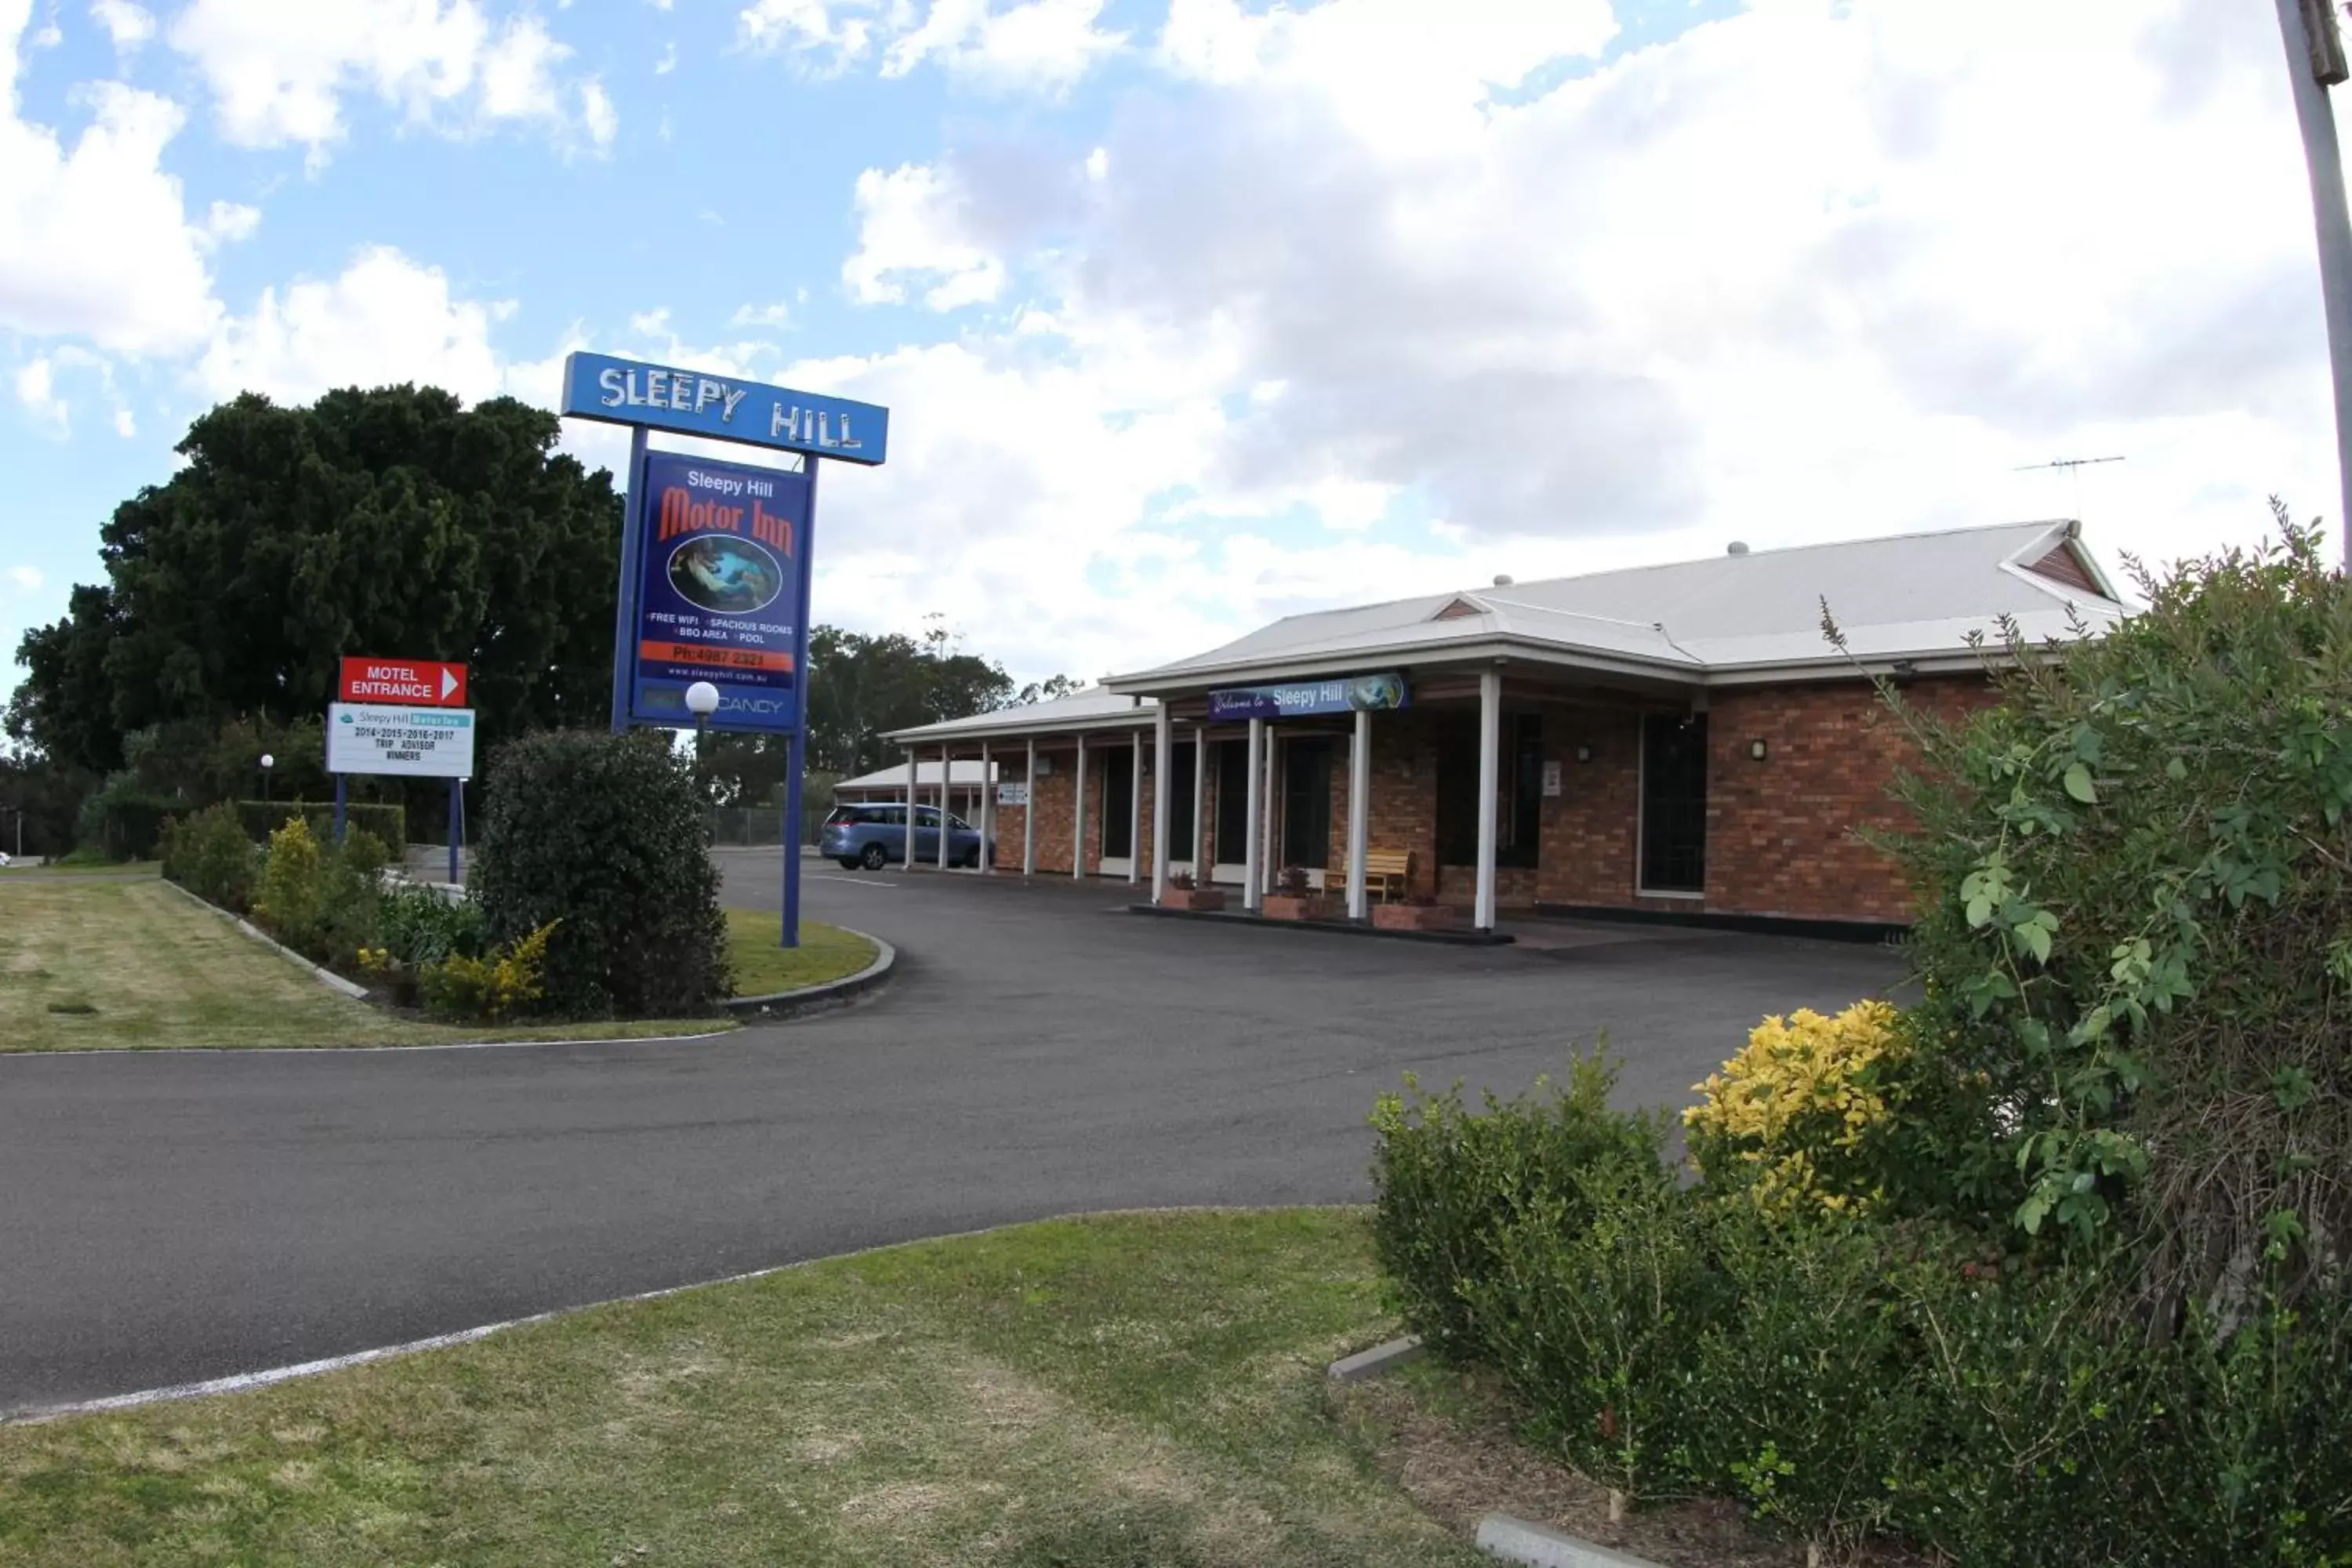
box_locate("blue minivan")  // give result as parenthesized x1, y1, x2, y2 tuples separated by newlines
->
(820, 803, 991, 869)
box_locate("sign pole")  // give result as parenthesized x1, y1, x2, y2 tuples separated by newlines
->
(782, 451, 820, 949)
(332, 775, 347, 844)
(448, 777, 462, 885)
(610, 426, 650, 735)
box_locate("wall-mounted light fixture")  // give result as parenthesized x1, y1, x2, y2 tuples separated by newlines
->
(1748, 738, 1769, 761)
(1575, 744, 1593, 764)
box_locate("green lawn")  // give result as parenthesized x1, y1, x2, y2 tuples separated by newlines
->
(726, 907, 877, 996)
(0, 1210, 1474, 1567)
(0, 859, 162, 878)
(0, 878, 731, 1051)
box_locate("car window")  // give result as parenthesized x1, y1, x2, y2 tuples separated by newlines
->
(878, 807, 905, 826)
(916, 807, 942, 827)
(948, 815, 971, 830)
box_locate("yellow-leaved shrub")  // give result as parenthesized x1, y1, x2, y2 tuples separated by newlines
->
(1683, 1000, 1905, 1214)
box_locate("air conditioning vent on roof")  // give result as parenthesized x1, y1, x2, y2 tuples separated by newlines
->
(1492, 574, 1514, 587)
(1726, 541, 1750, 556)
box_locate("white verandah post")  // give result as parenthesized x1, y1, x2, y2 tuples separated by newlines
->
(1243, 717, 1265, 912)
(1073, 734, 1088, 880)
(1190, 723, 1207, 873)
(1023, 737, 1037, 875)
(1475, 668, 1501, 931)
(1151, 704, 1172, 902)
(938, 746, 953, 869)
(1347, 706, 1371, 920)
(902, 746, 916, 866)
(980, 741, 993, 874)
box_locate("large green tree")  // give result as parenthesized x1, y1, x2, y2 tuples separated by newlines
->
(7, 385, 622, 773)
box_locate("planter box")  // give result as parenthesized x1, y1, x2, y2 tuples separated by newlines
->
(1372, 902, 1459, 932)
(1263, 894, 1340, 922)
(1160, 887, 1227, 913)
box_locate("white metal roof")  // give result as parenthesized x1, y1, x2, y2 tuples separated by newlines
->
(837, 759, 1001, 791)
(889, 686, 1157, 746)
(887, 521, 2127, 745)
(1116, 520, 2125, 689)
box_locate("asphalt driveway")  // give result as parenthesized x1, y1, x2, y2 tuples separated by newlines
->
(0, 855, 1903, 1414)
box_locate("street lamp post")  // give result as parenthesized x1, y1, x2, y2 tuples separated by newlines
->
(684, 681, 720, 843)
(2275, 0, 2352, 568)
(260, 753, 274, 805)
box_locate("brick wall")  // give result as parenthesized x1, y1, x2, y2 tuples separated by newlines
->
(1700, 674, 1991, 921)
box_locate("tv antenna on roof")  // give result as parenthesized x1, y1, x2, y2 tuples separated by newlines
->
(2013, 455, 2125, 523)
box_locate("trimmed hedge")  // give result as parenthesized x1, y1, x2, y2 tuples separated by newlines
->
(76, 786, 178, 861)
(473, 728, 729, 1018)
(233, 800, 406, 849)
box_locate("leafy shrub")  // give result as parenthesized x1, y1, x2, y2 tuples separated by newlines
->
(1369, 1048, 1669, 1359)
(1870, 511, 2352, 1310)
(1685, 1204, 1934, 1561)
(419, 920, 557, 1022)
(233, 800, 405, 849)
(1468, 1164, 1719, 1505)
(1683, 1000, 1907, 1214)
(74, 773, 179, 861)
(474, 729, 729, 1018)
(249, 817, 387, 968)
(378, 884, 485, 967)
(160, 803, 260, 913)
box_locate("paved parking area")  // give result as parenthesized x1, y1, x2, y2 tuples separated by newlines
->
(0, 853, 1902, 1412)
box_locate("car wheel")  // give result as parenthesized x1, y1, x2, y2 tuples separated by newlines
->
(837, 858, 861, 870)
(860, 843, 889, 871)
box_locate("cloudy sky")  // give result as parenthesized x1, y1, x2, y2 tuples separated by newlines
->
(0, 0, 2340, 705)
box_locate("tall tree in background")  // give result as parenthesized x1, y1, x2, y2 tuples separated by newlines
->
(6, 386, 622, 773)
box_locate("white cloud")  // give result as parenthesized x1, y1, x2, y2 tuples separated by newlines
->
(578, 78, 616, 147)
(13, 355, 67, 434)
(654, 39, 677, 74)
(732, 300, 793, 328)
(843, 162, 1004, 309)
(0, 5, 236, 355)
(5, 563, 43, 592)
(883, 0, 1123, 91)
(168, 0, 611, 157)
(89, 0, 155, 49)
(199, 245, 512, 404)
(742, 0, 1121, 91)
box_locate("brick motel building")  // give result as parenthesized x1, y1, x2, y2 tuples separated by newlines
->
(880, 521, 2127, 936)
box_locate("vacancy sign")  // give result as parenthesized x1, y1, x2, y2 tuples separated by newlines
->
(327, 704, 477, 779)
(339, 656, 468, 707)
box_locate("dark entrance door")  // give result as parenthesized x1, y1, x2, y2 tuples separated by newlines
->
(1170, 741, 1198, 862)
(1102, 743, 1135, 859)
(1281, 738, 1333, 871)
(1214, 739, 1250, 866)
(1640, 713, 1708, 893)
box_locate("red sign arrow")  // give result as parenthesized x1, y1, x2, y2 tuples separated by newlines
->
(339, 657, 469, 707)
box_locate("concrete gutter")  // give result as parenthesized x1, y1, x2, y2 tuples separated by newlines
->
(158, 877, 371, 1000)
(1475, 1515, 1665, 1568)
(722, 927, 896, 1022)
(1327, 1334, 1425, 1383)
(1128, 904, 1515, 946)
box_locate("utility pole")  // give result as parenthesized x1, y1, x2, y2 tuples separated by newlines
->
(2274, 0, 2352, 568)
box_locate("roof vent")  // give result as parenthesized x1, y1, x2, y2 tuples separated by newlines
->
(1491, 573, 1514, 587)
(1726, 541, 1750, 556)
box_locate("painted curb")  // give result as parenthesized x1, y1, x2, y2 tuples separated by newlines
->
(1127, 903, 1515, 946)
(722, 927, 895, 1021)
(1475, 1514, 1664, 1568)
(158, 877, 369, 999)
(1327, 1334, 1425, 1382)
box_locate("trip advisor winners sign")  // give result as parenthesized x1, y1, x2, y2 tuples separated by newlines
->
(327, 703, 477, 779)
(625, 452, 814, 732)
(339, 656, 467, 706)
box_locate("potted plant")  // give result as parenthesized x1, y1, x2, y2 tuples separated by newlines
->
(1160, 867, 1226, 913)
(1372, 894, 1458, 932)
(1263, 866, 1338, 922)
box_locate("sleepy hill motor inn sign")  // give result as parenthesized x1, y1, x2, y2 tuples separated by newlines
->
(560, 351, 890, 949)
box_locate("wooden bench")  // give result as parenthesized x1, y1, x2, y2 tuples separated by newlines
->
(1334, 848, 1412, 904)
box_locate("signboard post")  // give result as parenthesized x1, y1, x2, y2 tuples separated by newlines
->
(562, 352, 888, 949)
